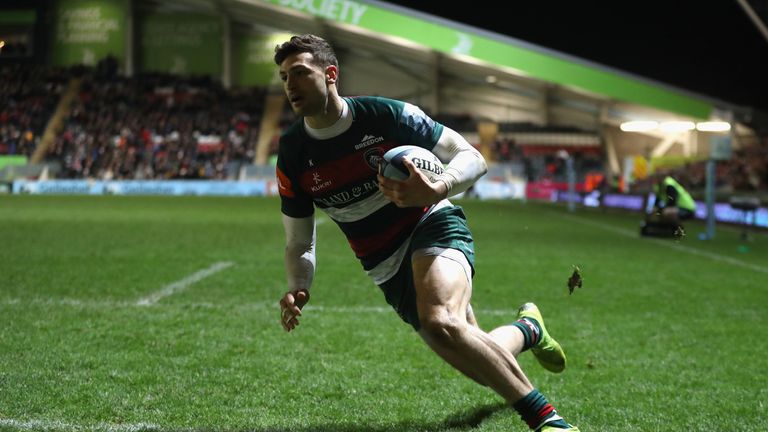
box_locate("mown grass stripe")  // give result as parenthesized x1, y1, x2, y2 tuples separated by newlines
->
(558, 212, 768, 274)
(0, 419, 163, 432)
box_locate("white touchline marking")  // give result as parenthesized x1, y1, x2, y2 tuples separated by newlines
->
(135, 261, 234, 306)
(0, 419, 163, 432)
(557, 212, 768, 275)
(0, 297, 264, 309)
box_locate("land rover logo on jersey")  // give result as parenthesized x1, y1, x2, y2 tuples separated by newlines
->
(363, 147, 384, 171)
(317, 179, 379, 207)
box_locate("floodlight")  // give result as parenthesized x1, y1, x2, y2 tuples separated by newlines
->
(696, 121, 731, 132)
(620, 121, 658, 132)
(659, 121, 695, 132)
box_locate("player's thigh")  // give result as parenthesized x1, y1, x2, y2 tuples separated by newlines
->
(411, 253, 471, 323)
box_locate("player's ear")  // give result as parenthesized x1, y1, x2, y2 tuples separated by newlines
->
(326, 65, 338, 84)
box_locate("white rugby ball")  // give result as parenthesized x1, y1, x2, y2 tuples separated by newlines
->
(380, 145, 444, 182)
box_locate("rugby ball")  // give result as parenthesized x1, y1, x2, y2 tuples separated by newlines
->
(380, 145, 444, 182)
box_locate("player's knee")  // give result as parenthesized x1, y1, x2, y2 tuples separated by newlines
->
(420, 312, 465, 347)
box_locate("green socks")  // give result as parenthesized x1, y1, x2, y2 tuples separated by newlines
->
(512, 317, 542, 350)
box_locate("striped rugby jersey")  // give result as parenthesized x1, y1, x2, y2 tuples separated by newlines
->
(276, 96, 445, 284)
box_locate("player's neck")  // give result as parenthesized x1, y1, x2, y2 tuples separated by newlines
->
(304, 97, 350, 140)
(305, 94, 344, 129)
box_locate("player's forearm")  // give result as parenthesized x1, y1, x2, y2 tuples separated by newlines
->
(282, 214, 316, 292)
(437, 150, 487, 197)
(284, 245, 315, 292)
(433, 127, 488, 197)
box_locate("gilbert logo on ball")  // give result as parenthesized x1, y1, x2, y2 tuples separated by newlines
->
(379, 145, 444, 182)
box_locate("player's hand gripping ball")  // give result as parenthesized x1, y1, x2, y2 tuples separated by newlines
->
(379, 145, 444, 182)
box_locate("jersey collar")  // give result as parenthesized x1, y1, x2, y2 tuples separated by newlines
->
(304, 98, 352, 140)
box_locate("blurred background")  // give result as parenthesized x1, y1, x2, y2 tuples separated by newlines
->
(1, 0, 767, 230)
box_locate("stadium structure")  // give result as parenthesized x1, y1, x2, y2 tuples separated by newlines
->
(1, 0, 767, 229)
(2, 2, 768, 431)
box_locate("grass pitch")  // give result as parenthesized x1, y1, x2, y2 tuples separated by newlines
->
(1, 195, 766, 431)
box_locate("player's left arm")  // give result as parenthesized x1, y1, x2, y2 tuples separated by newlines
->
(431, 126, 488, 198)
(378, 127, 487, 207)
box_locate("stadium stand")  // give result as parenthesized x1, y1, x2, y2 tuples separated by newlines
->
(1, 61, 766, 200)
(42, 63, 269, 180)
(0, 64, 68, 157)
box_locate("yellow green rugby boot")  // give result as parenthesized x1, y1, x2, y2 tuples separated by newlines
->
(517, 302, 567, 373)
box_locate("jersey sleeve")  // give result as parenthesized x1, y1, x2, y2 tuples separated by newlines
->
(276, 140, 314, 218)
(393, 100, 444, 151)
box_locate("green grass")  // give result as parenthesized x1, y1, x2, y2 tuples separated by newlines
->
(1, 195, 767, 431)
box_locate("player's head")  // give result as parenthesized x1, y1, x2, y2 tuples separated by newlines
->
(274, 34, 339, 117)
(274, 34, 338, 70)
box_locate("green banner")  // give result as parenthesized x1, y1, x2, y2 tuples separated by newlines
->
(0, 10, 37, 25)
(50, 0, 127, 67)
(139, 13, 222, 76)
(0, 156, 28, 171)
(263, 0, 711, 119)
(233, 32, 292, 87)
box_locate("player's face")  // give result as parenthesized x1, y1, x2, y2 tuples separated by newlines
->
(279, 52, 332, 118)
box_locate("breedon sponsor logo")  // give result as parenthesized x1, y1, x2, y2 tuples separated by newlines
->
(355, 134, 384, 150)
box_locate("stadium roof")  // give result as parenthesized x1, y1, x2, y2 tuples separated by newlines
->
(139, 0, 766, 131)
(382, 1, 768, 113)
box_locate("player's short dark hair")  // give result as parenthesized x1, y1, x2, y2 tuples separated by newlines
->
(274, 34, 338, 69)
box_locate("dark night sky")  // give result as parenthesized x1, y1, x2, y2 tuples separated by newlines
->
(379, 1, 768, 113)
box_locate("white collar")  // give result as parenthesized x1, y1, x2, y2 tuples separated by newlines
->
(304, 98, 352, 140)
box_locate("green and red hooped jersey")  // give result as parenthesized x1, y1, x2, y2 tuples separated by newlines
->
(276, 96, 445, 271)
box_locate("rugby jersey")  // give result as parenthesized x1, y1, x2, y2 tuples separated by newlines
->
(276, 96, 445, 284)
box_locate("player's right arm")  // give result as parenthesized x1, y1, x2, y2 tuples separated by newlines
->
(280, 214, 315, 332)
(276, 142, 316, 332)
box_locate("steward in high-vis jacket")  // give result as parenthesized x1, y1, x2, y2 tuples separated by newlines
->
(654, 175, 696, 220)
(641, 174, 696, 238)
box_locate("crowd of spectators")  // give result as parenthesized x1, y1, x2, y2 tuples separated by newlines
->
(659, 144, 768, 195)
(487, 136, 606, 185)
(2, 62, 767, 194)
(626, 140, 768, 199)
(0, 64, 68, 157)
(44, 61, 269, 180)
(719, 144, 768, 193)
